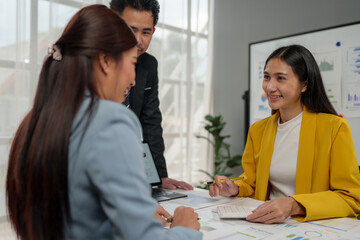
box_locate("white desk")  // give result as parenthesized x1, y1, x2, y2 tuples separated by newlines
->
(161, 188, 360, 240)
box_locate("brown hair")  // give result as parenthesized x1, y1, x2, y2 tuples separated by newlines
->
(6, 4, 137, 240)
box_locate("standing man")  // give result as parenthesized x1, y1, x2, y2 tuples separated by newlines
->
(110, 0, 193, 190)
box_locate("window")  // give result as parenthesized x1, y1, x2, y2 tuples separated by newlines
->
(148, 0, 213, 184)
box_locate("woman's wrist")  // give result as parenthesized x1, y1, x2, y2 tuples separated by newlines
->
(231, 182, 240, 197)
(289, 197, 306, 216)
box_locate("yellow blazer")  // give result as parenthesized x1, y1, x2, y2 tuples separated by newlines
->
(234, 106, 360, 222)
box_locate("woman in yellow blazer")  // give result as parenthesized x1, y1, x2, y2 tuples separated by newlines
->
(209, 45, 360, 224)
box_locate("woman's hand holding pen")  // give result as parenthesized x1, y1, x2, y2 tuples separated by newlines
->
(209, 175, 239, 197)
(155, 205, 200, 230)
(170, 206, 200, 230)
(154, 205, 172, 227)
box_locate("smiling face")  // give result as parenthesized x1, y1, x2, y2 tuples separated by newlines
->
(263, 58, 307, 122)
(96, 46, 137, 103)
(115, 46, 138, 103)
(121, 7, 155, 57)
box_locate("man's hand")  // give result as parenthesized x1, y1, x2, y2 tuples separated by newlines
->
(161, 177, 193, 190)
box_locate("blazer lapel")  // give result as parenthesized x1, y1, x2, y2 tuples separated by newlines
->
(132, 64, 148, 118)
(295, 106, 316, 194)
(256, 112, 279, 200)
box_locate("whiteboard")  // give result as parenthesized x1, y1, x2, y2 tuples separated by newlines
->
(249, 21, 360, 164)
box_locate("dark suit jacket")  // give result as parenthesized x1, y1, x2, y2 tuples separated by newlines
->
(130, 52, 168, 177)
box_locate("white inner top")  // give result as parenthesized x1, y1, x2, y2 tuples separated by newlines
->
(269, 112, 303, 199)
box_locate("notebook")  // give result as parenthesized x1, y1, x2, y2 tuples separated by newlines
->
(217, 205, 254, 219)
(142, 143, 187, 202)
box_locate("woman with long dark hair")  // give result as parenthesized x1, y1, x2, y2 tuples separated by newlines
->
(6, 5, 201, 240)
(209, 45, 360, 223)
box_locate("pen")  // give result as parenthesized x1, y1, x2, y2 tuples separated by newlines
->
(203, 177, 242, 185)
(166, 217, 200, 223)
(203, 179, 226, 185)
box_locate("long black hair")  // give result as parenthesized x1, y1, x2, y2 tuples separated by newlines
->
(264, 44, 337, 115)
(6, 4, 137, 240)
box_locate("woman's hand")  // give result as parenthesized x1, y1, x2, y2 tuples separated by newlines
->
(154, 205, 172, 227)
(170, 206, 200, 230)
(209, 175, 239, 197)
(246, 197, 305, 224)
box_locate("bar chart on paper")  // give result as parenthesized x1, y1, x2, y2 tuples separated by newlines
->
(347, 92, 360, 104)
(344, 88, 360, 113)
(342, 45, 360, 118)
(347, 46, 360, 78)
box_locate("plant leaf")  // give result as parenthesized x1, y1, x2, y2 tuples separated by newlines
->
(226, 155, 242, 168)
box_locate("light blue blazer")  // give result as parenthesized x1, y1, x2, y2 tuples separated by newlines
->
(65, 97, 202, 240)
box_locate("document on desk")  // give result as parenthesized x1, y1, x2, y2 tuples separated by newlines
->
(160, 188, 360, 240)
(225, 197, 264, 208)
(217, 197, 264, 219)
(257, 217, 360, 240)
(308, 217, 360, 232)
(162, 188, 234, 210)
(217, 205, 254, 219)
(196, 206, 303, 240)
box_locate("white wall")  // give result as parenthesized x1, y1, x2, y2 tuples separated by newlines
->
(212, 0, 360, 164)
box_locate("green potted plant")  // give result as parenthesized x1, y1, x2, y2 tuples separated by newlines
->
(196, 114, 242, 189)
